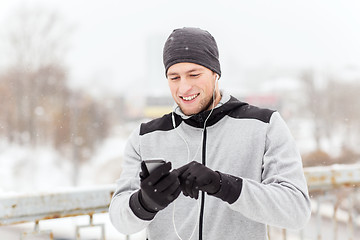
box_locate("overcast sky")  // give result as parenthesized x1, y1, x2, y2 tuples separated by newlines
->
(1, 0, 360, 96)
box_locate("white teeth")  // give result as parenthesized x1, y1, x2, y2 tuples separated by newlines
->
(182, 94, 198, 101)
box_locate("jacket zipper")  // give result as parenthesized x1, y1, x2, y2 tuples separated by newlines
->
(199, 126, 207, 240)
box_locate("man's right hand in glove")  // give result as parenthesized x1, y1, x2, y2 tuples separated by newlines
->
(130, 161, 182, 220)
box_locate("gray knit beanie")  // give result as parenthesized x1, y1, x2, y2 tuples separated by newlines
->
(163, 27, 221, 77)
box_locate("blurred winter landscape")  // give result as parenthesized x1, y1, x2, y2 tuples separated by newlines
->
(1, 0, 360, 239)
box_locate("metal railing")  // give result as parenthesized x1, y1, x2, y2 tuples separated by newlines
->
(269, 163, 360, 240)
(0, 185, 115, 239)
(1, 164, 360, 240)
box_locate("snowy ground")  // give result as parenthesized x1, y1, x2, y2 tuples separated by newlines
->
(0, 134, 127, 193)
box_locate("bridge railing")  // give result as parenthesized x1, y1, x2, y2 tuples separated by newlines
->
(0, 185, 116, 239)
(269, 163, 360, 240)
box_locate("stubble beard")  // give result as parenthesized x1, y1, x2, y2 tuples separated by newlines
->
(180, 93, 214, 116)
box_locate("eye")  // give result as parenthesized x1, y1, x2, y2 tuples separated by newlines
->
(170, 76, 180, 81)
(190, 74, 200, 78)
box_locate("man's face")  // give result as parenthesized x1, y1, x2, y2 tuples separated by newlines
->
(167, 62, 219, 116)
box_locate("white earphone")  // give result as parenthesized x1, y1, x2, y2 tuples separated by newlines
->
(172, 111, 176, 129)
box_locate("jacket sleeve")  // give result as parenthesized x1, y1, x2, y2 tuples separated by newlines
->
(229, 112, 311, 230)
(109, 126, 152, 234)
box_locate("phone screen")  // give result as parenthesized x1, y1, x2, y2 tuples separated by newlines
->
(144, 159, 166, 173)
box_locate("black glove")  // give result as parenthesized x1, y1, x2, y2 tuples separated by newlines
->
(130, 161, 181, 220)
(139, 161, 181, 211)
(177, 161, 243, 204)
(177, 161, 221, 199)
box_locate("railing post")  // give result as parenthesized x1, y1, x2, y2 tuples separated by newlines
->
(76, 214, 105, 240)
(299, 229, 304, 240)
(332, 202, 338, 240)
(316, 197, 322, 240)
(20, 220, 53, 240)
(347, 190, 355, 240)
(282, 229, 287, 240)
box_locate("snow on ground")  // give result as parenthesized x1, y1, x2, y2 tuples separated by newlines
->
(78, 135, 127, 187)
(0, 131, 127, 193)
(0, 141, 73, 193)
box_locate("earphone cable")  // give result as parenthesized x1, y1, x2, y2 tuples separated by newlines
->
(172, 76, 218, 240)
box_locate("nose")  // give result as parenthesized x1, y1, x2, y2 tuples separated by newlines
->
(178, 77, 192, 95)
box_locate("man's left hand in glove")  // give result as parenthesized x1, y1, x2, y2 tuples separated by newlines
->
(177, 161, 243, 204)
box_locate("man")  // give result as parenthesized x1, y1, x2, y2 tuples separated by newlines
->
(109, 27, 311, 240)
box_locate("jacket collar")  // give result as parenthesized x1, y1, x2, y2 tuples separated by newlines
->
(172, 90, 248, 128)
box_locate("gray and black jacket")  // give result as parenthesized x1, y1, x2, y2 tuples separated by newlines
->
(109, 91, 311, 240)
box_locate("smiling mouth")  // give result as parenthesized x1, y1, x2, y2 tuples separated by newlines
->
(180, 93, 200, 101)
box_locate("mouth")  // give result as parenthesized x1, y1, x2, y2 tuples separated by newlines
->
(180, 93, 200, 102)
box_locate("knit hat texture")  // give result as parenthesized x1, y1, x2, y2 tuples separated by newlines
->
(163, 27, 221, 77)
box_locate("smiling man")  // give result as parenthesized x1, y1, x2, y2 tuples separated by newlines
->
(110, 27, 311, 240)
(167, 62, 221, 116)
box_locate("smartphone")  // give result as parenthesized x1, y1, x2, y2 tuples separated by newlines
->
(144, 159, 166, 174)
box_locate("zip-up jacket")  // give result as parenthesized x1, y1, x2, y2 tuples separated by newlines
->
(109, 91, 311, 240)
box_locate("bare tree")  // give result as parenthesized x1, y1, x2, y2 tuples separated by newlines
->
(326, 79, 360, 151)
(1, 7, 71, 145)
(300, 69, 360, 165)
(301, 70, 324, 150)
(0, 7, 113, 185)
